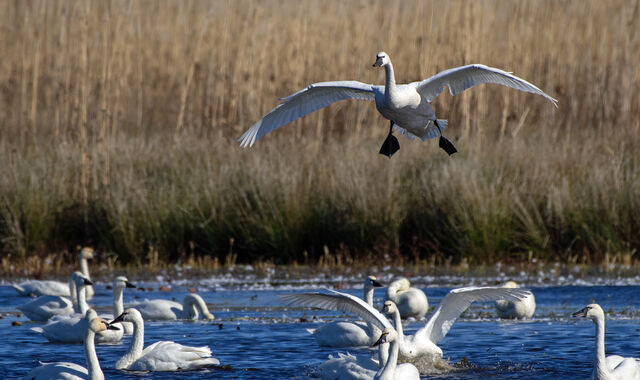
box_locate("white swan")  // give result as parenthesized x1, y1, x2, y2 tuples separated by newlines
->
(384, 278, 428, 320)
(318, 328, 419, 380)
(573, 304, 640, 380)
(12, 247, 96, 298)
(495, 281, 536, 319)
(23, 315, 118, 380)
(18, 272, 92, 322)
(308, 275, 383, 347)
(239, 51, 556, 157)
(32, 276, 136, 342)
(132, 293, 214, 321)
(111, 308, 220, 371)
(281, 287, 529, 366)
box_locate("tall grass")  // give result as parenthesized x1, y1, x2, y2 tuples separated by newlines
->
(0, 0, 639, 266)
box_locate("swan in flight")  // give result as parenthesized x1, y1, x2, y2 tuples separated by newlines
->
(239, 51, 557, 157)
(308, 275, 384, 347)
(32, 277, 136, 342)
(281, 286, 529, 367)
(318, 327, 419, 380)
(132, 293, 214, 321)
(573, 304, 640, 380)
(111, 308, 220, 371)
(495, 281, 536, 319)
(17, 271, 92, 322)
(23, 315, 118, 380)
(384, 278, 429, 320)
(12, 247, 96, 298)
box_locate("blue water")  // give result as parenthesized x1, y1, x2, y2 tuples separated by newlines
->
(2, 278, 639, 379)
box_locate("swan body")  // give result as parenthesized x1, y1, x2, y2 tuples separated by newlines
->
(132, 293, 214, 321)
(12, 247, 95, 298)
(18, 272, 92, 322)
(573, 304, 640, 380)
(495, 281, 536, 319)
(32, 277, 135, 342)
(112, 308, 219, 371)
(239, 52, 556, 157)
(384, 278, 428, 320)
(309, 276, 383, 347)
(23, 316, 118, 380)
(281, 286, 530, 372)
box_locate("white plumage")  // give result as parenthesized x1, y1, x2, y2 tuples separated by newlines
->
(495, 281, 536, 319)
(18, 272, 92, 322)
(131, 293, 214, 321)
(384, 278, 429, 320)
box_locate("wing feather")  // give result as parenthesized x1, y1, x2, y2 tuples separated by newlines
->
(279, 289, 392, 331)
(239, 81, 377, 147)
(415, 287, 531, 344)
(411, 64, 557, 105)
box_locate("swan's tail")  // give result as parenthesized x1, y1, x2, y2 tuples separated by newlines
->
(30, 327, 44, 334)
(11, 284, 25, 294)
(422, 119, 448, 141)
(306, 328, 316, 335)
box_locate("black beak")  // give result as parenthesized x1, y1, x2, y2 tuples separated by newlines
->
(83, 279, 94, 286)
(373, 333, 386, 347)
(372, 279, 383, 287)
(110, 312, 126, 324)
(107, 323, 120, 331)
(125, 281, 136, 288)
(572, 308, 587, 318)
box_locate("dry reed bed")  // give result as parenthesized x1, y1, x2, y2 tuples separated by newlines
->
(0, 0, 639, 265)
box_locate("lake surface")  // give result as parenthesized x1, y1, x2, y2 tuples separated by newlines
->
(2, 272, 640, 379)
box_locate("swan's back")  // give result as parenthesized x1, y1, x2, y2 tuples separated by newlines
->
(23, 362, 88, 380)
(13, 280, 70, 297)
(133, 299, 182, 320)
(18, 295, 74, 321)
(317, 352, 377, 380)
(128, 341, 219, 371)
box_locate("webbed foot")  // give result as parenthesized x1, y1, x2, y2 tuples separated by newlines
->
(379, 121, 400, 158)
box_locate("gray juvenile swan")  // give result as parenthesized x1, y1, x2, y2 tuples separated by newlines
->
(239, 52, 557, 157)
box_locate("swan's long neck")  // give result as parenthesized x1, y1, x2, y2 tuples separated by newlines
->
(375, 339, 399, 380)
(364, 286, 375, 306)
(391, 309, 405, 344)
(593, 316, 611, 379)
(69, 278, 78, 309)
(182, 297, 200, 319)
(84, 328, 104, 380)
(377, 342, 390, 369)
(122, 315, 145, 365)
(383, 62, 398, 99)
(77, 284, 88, 315)
(80, 258, 90, 279)
(113, 286, 124, 316)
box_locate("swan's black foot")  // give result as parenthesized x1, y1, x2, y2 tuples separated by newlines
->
(379, 133, 400, 158)
(439, 135, 458, 156)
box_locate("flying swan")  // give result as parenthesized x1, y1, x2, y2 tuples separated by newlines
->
(239, 52, 557, 157)
(23, 315, 119, 380)
(308, 275, 384, 347)
(573, 304, 640, 380)
(281, 286, 530, 370)
(110, 308, 220, 371)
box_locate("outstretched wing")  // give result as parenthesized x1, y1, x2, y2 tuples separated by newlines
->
(279, 289, 392, 331)
(411, 64, 557, 105)
(415, 286, 531, 344)
(239, 81, 378, 147)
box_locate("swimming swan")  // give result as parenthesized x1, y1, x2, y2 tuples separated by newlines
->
(495, 281, 536, 319)
(318, 327, 419, 380)
(111, 308, 220, 371)
(384, 278, 428, 319)
(18, 272, 92, 322)
(132, 293, 214, 321)
(573, 304, 640, 380)
(32, 277, 136, 342)
(12, 247, 96, 298)
(239, 52, 557, 157)
(281, 287, 530, 362)
(308, 275, 384, 347)
(23, 316, 118, 380)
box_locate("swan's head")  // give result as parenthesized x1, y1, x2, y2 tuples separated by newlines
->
(365, 275, 383, 289)
(89, 316, 120, 333)
(572, 304, 605, 321)
(503, 281, 519, 289)
(113, 276, 136, 289)
(381, 300, 398, 315)
(79, 247, 95, 260)
(372, 52, 390, 67)
(203, 311, 215, 320)
(111, 308, 142, 324)
(373, 327, 397, 346)
(72, 271, 93, 287)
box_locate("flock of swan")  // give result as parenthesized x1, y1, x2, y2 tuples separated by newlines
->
(10, 53, 640, 379)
